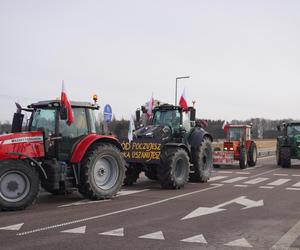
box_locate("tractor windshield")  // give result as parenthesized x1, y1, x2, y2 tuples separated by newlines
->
(287, 124, 300, 136)
(30, 109, 56, 135)
(153, 110, 181, 131)
(228, 127, 244, 141)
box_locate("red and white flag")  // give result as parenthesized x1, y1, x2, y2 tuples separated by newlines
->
(179, 88, 188, 112)
(147, 93, 154, 119)
(61, 81, 73, 125)
(222, 120, 230, 133)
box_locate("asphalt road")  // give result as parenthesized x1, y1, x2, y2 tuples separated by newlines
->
(1, 156, 300, 250)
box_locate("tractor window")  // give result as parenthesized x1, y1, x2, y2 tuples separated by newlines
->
(59, 108, 88, 138)
(287, 125, 300, 136)
(30, 109, 56, 135)
(228, 128, 244, 141)
(153, 110, 181, 131)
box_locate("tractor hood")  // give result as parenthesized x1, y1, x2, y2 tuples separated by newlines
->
(134, 125, 172, 141)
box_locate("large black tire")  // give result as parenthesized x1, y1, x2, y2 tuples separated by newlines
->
(239, 147, 248, 169)
(248, 142, 257, 167)
(0, 160, 40, 211)
(157, 148, 190, 189)
(276, 143, 281, 166)
(189, 138, 213, 182)
(123, 164, 141, 186)
(145, 166, 158, 181)
(79, 143, 125, 200)
(281, 147, 291, 168)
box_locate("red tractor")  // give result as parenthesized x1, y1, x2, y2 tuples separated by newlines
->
(213, 125, 257, 169)
(0, 99, 125, 211)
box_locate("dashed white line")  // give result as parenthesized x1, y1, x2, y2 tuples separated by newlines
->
(236, 172, 250, 175)
(244, 178, 269, 185)
(222, 177, 248, 184)
(209, 176, 228, 182)
(286, 188, 300, 191)
(292, 181, 300, 188)
(259, 186, 274, 189)
(217, 171, 233, 174)
(274, 174, 289, 176)
(267, 179, 291, 186)
(234, 185, 248, 188)
(292, 174, 300, 177)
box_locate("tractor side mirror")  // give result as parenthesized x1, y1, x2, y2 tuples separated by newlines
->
(190, 108, 196, 122)
(11, 113, 24, 133)
(277, 125, 281, 132)
(60, 107, 68, 120)
(136, 109, 141, 123)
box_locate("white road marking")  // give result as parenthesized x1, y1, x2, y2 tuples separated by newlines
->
(267, 179, 291, 186)
(0, 223, 24, 231)
(222, 177, 248, 184)
(61, 226, 86, 234)
(286, 188, 300, 191)
(182, 196, 263, 220)
(138, 231, 165, 240)
(236, 172, 250, 175)
(292, 174, 300, 177)
(274, 174, 289, 176)
(58, 189, 150, 208)
(259, 186, 274, 189)
(234, 185, 248, 188)
(209, 176, 228, 182)
(217, 171, 233, 174)
(17, 184, 223, 236)
(181, 234, 208, 244)
(99, 228, 124, 237)
(251, 168, 279, 178)
(271, 219, 300, 249)
(244, 178, 269, 185)
(224, 238, 253, 248)
(292, 181, 300, 187)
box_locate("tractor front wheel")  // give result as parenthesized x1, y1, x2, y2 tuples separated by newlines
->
(0, 160, 40, 211)
(79, 143, 125, 200)
(281, 147, 291, 168)
(158, 148, 189, 189)
(189, 137, 213, 182)
(276, 144, 281, 166)
(248, 143, 257, 167)
(239, 147, 248, 169)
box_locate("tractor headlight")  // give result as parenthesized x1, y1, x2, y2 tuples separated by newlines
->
(297, 140, 300, 148)
(224, 147, 228, 151)
(230, 147, 234, 151)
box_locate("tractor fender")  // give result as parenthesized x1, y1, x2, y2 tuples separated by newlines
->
(6, 152, 47, 179)
(188, 127, 213, 149)
(164, 143, 191, 160)
(70, 134, 122, 164)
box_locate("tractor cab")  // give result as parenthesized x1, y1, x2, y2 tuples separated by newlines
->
(224, 125, 252, 152)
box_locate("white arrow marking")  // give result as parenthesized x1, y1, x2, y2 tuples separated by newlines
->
(271, 219, 300, 249)
(139, 231, 165, 240)
(182, 207, 226, 220)
(182, 196, 263, 220)
(61, 226, 86, 234)
(0, 223, 24, 231)
(181, 234, 208, 244)
(224, 238, 253, 248)
(99, 228, 124, 237)
(292, 181, 300, 187)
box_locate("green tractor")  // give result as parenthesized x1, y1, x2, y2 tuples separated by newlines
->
(122, 104, 213, 189)
(276, 121, 300, 168)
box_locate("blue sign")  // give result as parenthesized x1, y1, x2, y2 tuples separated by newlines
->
(103, 104, 113, 123)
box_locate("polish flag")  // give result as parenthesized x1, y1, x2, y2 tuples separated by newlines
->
(61, 81, 73, 125)
(179, 89, 188, 112)
(147, 93, 154, 119)
(222, 120, 230, 133)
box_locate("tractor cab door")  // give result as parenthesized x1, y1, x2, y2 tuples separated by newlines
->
(58, 107, 89, 161)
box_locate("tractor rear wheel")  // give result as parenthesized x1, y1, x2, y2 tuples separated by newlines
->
(124, 164, 141, 186)
(79, 143, 125, 200)
(276, 144, 281, 166)
(248, 142, 257, 167)
(158, 148, 189, 189)
(281, 147, 291, 168)
(0, 160, 40, 211)
(189, 137, 213, 183)
(239, 147, 248, 169)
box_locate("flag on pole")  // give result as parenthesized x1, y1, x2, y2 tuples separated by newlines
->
(222, 120, 230, 133)
(179, 88, 188, 112)
(147, 93, 154, 119)
(128, 115, 135, 142)
(61, 81, 73, 125)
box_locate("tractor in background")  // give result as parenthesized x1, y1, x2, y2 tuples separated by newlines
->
(276, 121, 300, 168)
(213, 124, 257, 169)
(122, 104, 213, 189)
(0, 98, 125, 211)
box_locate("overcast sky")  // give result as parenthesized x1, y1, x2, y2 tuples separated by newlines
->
(0, 0, 299, 122)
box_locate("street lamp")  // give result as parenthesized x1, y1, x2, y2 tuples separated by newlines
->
(175, 76, 190, 105)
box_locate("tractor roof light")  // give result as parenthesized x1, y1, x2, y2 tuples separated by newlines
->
(93, 94, 98, 103)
